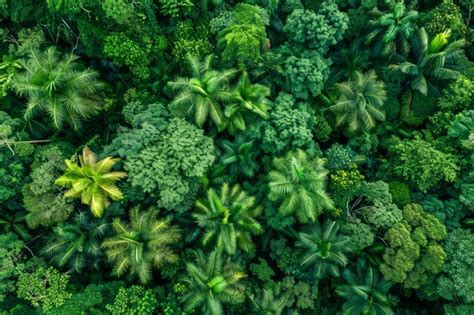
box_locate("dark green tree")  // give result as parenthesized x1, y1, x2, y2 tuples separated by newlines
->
(366, 1, 418, 57)
(390, 28, 466, 98)
(42, 212, 111, 273)
(249, 289, 288, 315)
(336, 259, 397, 315)
(297, 220, 351, 279)
(211, 135, 259, 183)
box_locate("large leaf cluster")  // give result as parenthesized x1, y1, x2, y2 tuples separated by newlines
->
(380, 203, 447, 289)
(125, 117, 215, 210)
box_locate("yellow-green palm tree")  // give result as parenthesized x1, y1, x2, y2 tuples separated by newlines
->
(55, 147, 127, 217)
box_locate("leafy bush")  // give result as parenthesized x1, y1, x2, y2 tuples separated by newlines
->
(106, 285, 158, 315)
(380, 203, 447, 289)
(437, 229, 474, 303)
(125, 117, 215, 210)
(388, 138, 458, 192)
(257, 92, 320, 154)
(16, 266, 71, 311)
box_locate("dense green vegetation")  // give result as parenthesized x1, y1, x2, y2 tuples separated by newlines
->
(0, 0, 472, 314)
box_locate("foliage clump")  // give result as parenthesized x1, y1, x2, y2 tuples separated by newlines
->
(388, 138, 458, 192)
(125, 117, 215, 210)
(380, 203, 447, 289)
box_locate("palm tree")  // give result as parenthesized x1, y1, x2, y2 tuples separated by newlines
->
(181, 249, 246, 315)
(330, 41, 371, 82)
(268, 150, 334, 223)
(390, 28, 466, 97)
(211, 134, 259, 183)
(168, 55, 237, 130)
(297, 220, 351, 279)
(55, 146, 127, 218)
(42, 212, 111, 273)
(330, 70, 387, 133)
(0, 211, 31, 241)
(390, 28, 467, 121)
(102, 207, 181, 284)
(224, 71, 271, 134)
(249, 289, 288, 315)
(12, 47, 103, 131)
(366, 1, 418, 58)
(336, 258, 397, 315)
(193, 183, 263, 255)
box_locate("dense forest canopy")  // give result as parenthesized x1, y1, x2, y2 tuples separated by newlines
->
(0, 0, 473, 314)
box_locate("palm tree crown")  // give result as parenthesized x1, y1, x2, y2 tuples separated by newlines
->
(55, 146, 127, 218)
(268, 150, 334, 223)
(42, 211, 111, 273)
(330, 70, 387, 133)
(102, 207, 181, 284)
(211, 135, 259, 183)
(249, 289, 288, 315)
(194, 183, 263, 254)
(390, 28, 466, 97)
(181, 249, 246, 315)
(168, 54, 237, 130)
(297, 220, 351, 279)
(12, 46, 103, 131)
(367, 1, 418, 58)
(336, 258, 397, 315)
(225, 71, 271, 135)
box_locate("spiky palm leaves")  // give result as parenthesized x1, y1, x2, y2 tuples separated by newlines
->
(194, 183, 263, 254)
(297, 220, 351, 279)
(390, 28, 467, 121)
(182, 249, 246, 315)
(212, 135, 259, 183)
(336, 259, 396, 315)
(330, 70, 387, 133)
(390, 28, 466, 97)
(42, 212, 111, 273)
(367, 1, 418, 58)
(0, 212, 31, 241)
(168, 55, 237, 130)
(55, 147, 127, 218)
(225, 72, 271, 134)
(249, 289, 288, 315)
(12, 47, 103, 131)
(102, 207, 181, 284)
(268, 150, 334, 223)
